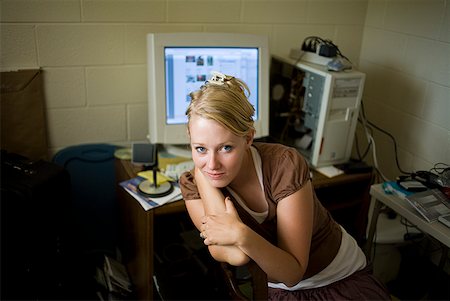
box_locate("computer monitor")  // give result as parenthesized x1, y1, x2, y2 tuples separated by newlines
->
(146, 32, 270, 157)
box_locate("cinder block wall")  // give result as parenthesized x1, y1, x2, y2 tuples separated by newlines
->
(358, 0, 449, 179)
(1, 0, 449, 181)
(0, 0, 367, 155)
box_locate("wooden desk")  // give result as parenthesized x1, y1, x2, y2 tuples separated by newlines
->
(365, 184, 450, 265)
(115, 159, 185, 300)
(115, 159, 372, 300)
(312, 170, 373, 245)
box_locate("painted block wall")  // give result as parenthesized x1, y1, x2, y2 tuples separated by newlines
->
(0, 0, 367, 156)
(1, 0, 448, 182)
(358, 0, 449, 180)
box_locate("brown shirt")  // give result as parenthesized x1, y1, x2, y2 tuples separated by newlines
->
(179, 142, 342, 279)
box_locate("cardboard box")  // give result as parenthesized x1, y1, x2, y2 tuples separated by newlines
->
(1, 69, 49, 160)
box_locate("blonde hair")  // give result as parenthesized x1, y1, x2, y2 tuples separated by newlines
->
(186, 75, 255, 137)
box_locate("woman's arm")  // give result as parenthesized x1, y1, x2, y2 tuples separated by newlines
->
(184, 168, 250, 265)
(239, 181, 314, 286)
(194, 167, 226, 214)
(203, 180, 315, 287)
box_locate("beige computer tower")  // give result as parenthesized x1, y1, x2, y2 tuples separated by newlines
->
(270, 56, 365, 167)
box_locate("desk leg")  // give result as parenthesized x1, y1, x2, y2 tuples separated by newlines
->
(364, 198, 383, 261)
(117, 187, 154, 300)
(438, 243, 448, 270)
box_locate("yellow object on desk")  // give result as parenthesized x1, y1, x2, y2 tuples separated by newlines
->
(159, 156, 192, 169)
(137, 170, 172, 185)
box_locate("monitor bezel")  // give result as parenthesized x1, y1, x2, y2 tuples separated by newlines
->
(147, 32, 270, 146)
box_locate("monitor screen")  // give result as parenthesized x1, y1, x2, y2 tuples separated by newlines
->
(147, 33, 269, 151)
(164, 47, 259, 125)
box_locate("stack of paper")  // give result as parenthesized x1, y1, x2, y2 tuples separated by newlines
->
(405, 189, 450, 222)
(94, 255, 133, 300)
(119, 176, 182, 211)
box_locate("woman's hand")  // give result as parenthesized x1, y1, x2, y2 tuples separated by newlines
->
(200, 197, 245, 246)
(188, 167, 250, 265)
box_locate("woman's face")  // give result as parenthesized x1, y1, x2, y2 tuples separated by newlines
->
(189, 115, 251, 188)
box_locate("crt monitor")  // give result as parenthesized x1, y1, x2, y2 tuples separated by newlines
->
(146, 32, 270, 154)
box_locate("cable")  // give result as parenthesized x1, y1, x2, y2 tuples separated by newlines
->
(293, 50, 306, 66)
(301, 36, 352, 63)
(366, 121, 410, 175)
(359, 101, 411, 176)
(355, 118, 373, 161)
(430, 162, 450, 175)
(370, 135, 389, 182)
(358, 103, 390, 181)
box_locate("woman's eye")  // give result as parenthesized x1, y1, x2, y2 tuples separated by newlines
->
(195, 146, 206, 154)
(223, 145, 233, 152)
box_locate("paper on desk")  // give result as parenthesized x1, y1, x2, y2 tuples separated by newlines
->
(119, 177, 182, 211)
(315, 166, 344, 178)
(123, 186, 182, 211)
(137, 170, 172, 185)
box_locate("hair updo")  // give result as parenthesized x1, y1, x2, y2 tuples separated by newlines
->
(186, 74, 255, 137)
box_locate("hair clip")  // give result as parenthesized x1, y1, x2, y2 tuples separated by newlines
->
(208, 71, 229, 85)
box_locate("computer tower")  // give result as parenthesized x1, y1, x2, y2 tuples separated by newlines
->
(0, 151, 74, 300)
(270, 56, 365, 167)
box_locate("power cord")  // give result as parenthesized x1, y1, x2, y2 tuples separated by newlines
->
(356, 103, 450, 192)
(301, 36, 352, 63)
(291, 36, 352, 68)
(430, 163, 450, 177)
(354, 120, 373, 160)
(360, 102, 410, 175)
(355, 100, 413, 181)
(357, 102, 390, 181)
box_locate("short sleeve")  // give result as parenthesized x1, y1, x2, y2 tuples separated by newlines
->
(265, 145, 311, 202)
(179, 171, 200, 200)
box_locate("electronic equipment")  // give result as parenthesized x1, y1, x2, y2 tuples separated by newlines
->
(1, 151, 74, 300)
(146, 32, 270, 157)
(413, 170, 447, 188)
(132, 142, 158, 166)
(397, 180, 428, 192)
(163, 160, 195, 181)
(270, 55, 365, 167)
(438, 214, 450, 228)
(132, 143, 173, 198)
(398, 169, 450, 190)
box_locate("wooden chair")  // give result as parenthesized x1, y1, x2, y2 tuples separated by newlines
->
(220, 261, 268, 300)
(215, 197, 272, 300)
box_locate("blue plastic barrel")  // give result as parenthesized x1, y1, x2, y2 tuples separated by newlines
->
(52, 144, 118, 257)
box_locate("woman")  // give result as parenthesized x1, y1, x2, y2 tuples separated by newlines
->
(179, 71, 390, 300)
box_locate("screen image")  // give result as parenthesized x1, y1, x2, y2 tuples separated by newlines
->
(147, 32, 269, 147)
(164, 47, 259, 125)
